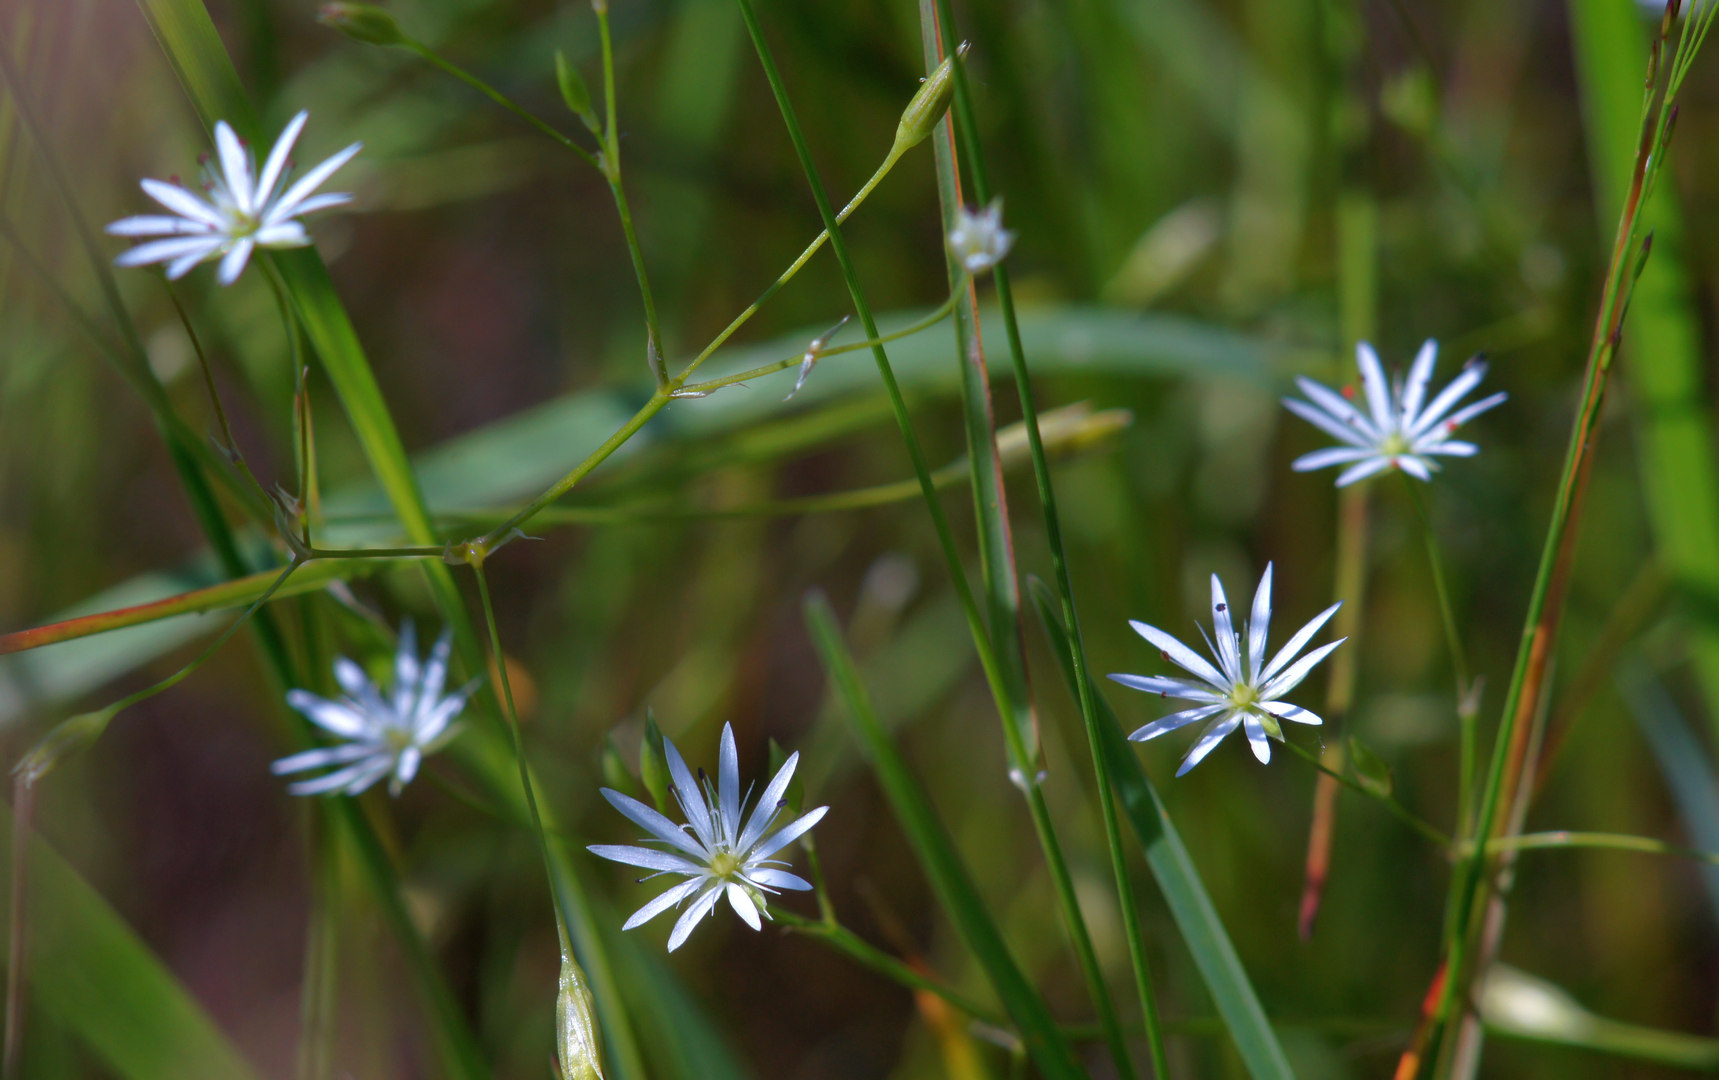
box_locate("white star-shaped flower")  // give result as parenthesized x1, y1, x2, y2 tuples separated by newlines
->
(272, 623, 473, 797)
(947, 198, 1015, 275)
(1110, 564, 1344, 776)
(1284, 340, 1506, 487)
(589, 723, 827, 952)
(106, 111, 360, 285)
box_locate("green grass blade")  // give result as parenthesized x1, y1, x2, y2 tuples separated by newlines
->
(803, 593, 1086, 1080)
(1030, 580, 1297, 1080)
(0, 800, 265, 1080)
(1568, 0, 1719, 747)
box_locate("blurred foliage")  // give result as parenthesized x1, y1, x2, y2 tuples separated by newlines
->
(1, 0, 1718, 1077)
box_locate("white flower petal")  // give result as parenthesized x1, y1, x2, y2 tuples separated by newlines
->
(1261, 600, 1342, 683)
(1290, 381, 1380, 443)
(1397, 455, 1434, 481)
(1127, 619, 1227, 689)
(1291, 445, 1375, 472)
(1241, 713, 1273, 764)
(286, 754, 388, 796)
(667, 883, 724, 951)
(664, 737, 716, 848)
(748, 869, 812, 891)
(726, 882, 762, 930)
(1432, 390, 1507, 434)
(333, 657, 373, 699)
(254, 222, 311, 248)
(1401, 339, 1439, 421)
(279, 191, 352, 218)
(106, 214, 213, 237)
(1335, 456, 1395, 487)
(1283, 397, 1373, 450)
(1408, 362, 1487, 435)
(1246, 563, 1273, 682)
(1356, 342, 1394, 432)
(215, 238, 254, 285)
(285, 689, 370, 739)
(1261, 637, 1346, 699)
(113, 235, 222, 268)
(266, 141, 360, 223)
(1260, 700, 1323, 725)
(394, 746, 422, 788)
(166, 246, 224, 280)
(1422, 440, 1479, 457)
(1176, 715, 1242, 776)
(751, 805, 827, 862)
(139, 178, 224, 227)
(1106, 673, 1222, 702)
(254, 110, 307, 208)
(738, 750, 798, 854)
(213, 120, 256, 215)
(271, 742, 376, 775)
(599, 788, 708, 858)
(1129, 703, 1227, 743)
(623, 878, 705, 930)
(587, 845, 707, 875)
(1210, 574, 1242, 683)
(718, 723, 741, 842)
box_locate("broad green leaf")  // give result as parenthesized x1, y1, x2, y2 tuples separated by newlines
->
(1030, 579, 1296, 1080)
(803, 593, 1086, 1080)
(0, 800, 265, 1080)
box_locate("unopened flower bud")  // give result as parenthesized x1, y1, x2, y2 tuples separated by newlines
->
(316, 3, 406, 46)
(947, 197, 1015, 275)
(555, 51, 600, 133)
(893, 44, 967, 155)
(556, 946, 606, 1080)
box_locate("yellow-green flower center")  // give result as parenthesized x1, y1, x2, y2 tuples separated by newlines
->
(709, 851, 741, 879)
(1380, 431, 1411, 456)
(1228, 683, 1259, 710)
(383, 727, 413, 753)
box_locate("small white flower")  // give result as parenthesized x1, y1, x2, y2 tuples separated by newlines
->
(1109, 564, 1344, 776)
(1284, 340, 1506, 487)
(106, 111, 360, 286)
(272, 623, 473, 797)
(589, 723, 827, 952)
(947, 199, 1015, 275)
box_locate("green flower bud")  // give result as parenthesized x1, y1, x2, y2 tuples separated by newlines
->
(556, 946, 606, 1080)
(893, 43, 967, 154)
(638, 711, 670, 813)
(316, 3, 406, 47)
(555, 50, 600, 133)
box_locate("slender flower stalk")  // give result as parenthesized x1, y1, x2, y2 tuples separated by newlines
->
(1112, 564, 1345, 775)
(273, 623, 474, 796)
(589, 723, 827, 951)
(1285, 340, 1506, 486)
(107, 112, 359, 285)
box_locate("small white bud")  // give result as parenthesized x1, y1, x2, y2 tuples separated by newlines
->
(947, 198, 1015, 276)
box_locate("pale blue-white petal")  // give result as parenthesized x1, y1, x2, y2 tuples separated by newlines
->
(587, 845, 706, 875)
(166, 244, 224, 280)
(1261, 601, 1342, 683)
(393, 622, 421, 716)
(285, 689, 370, 738)
(213, 121, 256, 215)
(1433, 390, 1507, 434)
(254, 222, 310, 248)
(748, 869, 812, 891)
(215, 238, 254, 285)
(751, 805, 828, 862)
(598, 788, 708, 858)
(623, 878, 705, 930)
(280, 192, 352, 218)
(286, 754, 388, 796)
(266, 142, 360, 224)
(1241, 713, 1273, 764)
(726, 883, 762, 930)
(1129, 703, 1226, 743)
(417, 629, 454, 719)
(1128, 620, 1227, 689)
(1295, 376, 1382, 442)
(1292, 445, 1375, 472)
(1408, 363, 1487, 435)
(1401, 339, 1439, 422)
(1176, 715, 1242, 776)
(140, 178, 224, 227)
(667, 883, 725, 951)
(333, 656, 373, 700)
(1106, 673, 1222, 702)
(1356, 342, 1395, 432)
(1261, 637, 1346, 699)
(113, 235, 222, 268)
(718, 723, 741, 842)
(271, 742, 375, 775)
(106, 214, 212, 237)
(1284, 396, 1373, 449)
(254, 111, 308, 209)
(1246, 563, 1273, 682)
(663, 737, 715, 848)
(393, 746, 422, 789)
(1335, 456, 1394, 487)
(1397, 455, 1434, 481)
(738, 750, 799, 854)
(1260, 700, 1323, 725)
(1422, 440, 1479, 458)
(1210, 574, 1242, 683)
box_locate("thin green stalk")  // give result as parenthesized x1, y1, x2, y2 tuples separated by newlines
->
(773, 910, 1003, 1025)
(295, 812, 339, 1080)
(1282, 742, 1450, 848)
(1401, 478, 1472, 694)
(730, 0, 1019, 745)
(404, 43, 600, 169)
(921, 3, 1165, 1073)
(1476, 831, 1719, 865)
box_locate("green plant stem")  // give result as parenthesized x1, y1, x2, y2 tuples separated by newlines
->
(774, 910, 1002, 1025)
(676, 291, 962, 395)
(1478, 831, 1719, 865)
(921, 3, 1166, 1073)
(1283, 741, 1450, 848)
(1401, 478, 1472, 694)
(731, 0, 1018, 745)
(404, 43, 599, 169)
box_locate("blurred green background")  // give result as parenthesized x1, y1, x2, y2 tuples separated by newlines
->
(2, 0, 1718, 1076)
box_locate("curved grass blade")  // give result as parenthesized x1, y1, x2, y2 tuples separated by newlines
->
(1030, 579, 1296, 1080)
(803, 593, 1086, 1080)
